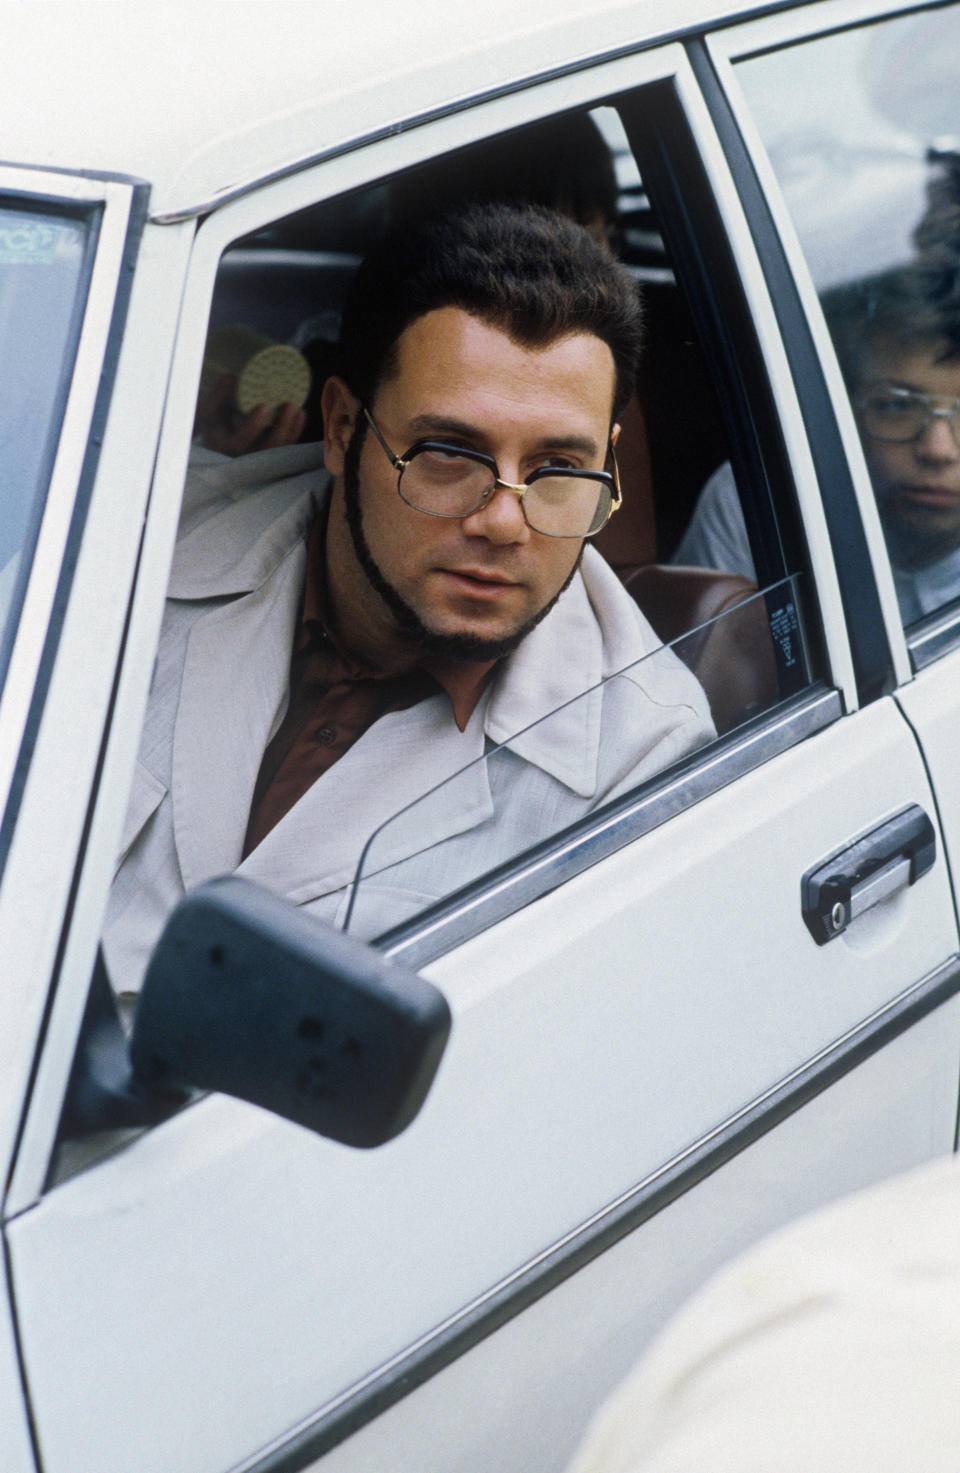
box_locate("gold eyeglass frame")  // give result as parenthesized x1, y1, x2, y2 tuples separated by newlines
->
(361, 405, 621, 538)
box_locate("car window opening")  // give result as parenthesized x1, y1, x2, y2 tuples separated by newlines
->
(101, 98, 816, 1003)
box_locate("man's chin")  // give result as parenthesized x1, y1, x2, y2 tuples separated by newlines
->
(343, 441, 581, 662)
(410, 619, 531, 663)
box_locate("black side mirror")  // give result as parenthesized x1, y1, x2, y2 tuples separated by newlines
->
(62, 878, 451, 1149)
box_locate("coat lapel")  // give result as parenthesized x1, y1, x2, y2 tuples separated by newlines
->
(485, 560, 606, 798)
(171, 537, 308, 891)
(165, 485, 666, 907)
(237, 693, 493, 904)
(483, 548, 666, 798)
(168, 461, 321, 890)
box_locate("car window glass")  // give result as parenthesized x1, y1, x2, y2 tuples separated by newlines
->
(0, 202, 95, 675)
(735, 7, 960, 633)
(347, 574, 805, 942)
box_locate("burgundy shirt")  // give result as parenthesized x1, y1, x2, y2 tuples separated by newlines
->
(243, 510, 495, 855)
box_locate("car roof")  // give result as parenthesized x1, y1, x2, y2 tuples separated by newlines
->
(3, 0, 787, 219)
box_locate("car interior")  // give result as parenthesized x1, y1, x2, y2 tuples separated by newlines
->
(197, 104, 792, 736)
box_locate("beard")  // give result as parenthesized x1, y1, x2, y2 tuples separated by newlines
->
(341, 420, 582, 663)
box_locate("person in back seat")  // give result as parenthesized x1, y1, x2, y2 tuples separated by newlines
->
(673, 263, 960, 625)
(102, 203, 713, 998)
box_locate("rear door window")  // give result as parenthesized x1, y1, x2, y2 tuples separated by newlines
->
(729, 5, 960, 644)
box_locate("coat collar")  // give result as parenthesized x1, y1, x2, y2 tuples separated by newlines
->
(484, 545, 660, 797)
(237, 694, 494, 904)
(169, 453, 665, 898)
(168, 444, 327, 600)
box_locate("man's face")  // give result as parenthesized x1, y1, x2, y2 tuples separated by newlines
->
(856, 337, 960, 569)
(323, 307, 618, 664)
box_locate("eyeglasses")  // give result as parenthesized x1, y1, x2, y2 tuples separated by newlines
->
(857, 385, 960, 445)
(362, 407, 621, 539)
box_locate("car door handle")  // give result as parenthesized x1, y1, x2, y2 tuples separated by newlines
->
(801, 804, 936, 945)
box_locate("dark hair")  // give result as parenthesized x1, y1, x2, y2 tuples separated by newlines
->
(336, 201, 643, 421)
(822, 263, 960, 388)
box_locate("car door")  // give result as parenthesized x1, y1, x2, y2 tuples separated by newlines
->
(709, 0, 960, 986)
(4, 23, 959, 1473)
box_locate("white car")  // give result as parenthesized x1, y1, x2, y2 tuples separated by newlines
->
(2, 3, 960, 1471)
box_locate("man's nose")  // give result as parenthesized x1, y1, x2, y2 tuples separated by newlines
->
(460, 482, 531, 542)
(916, 414, 960, 461)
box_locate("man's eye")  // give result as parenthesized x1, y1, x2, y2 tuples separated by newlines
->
(870, 393, 918, 415)
(416, 448, 479, 480)
(536, 456, 578, 471)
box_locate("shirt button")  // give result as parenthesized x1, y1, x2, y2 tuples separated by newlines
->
(316, 724, 336, 746)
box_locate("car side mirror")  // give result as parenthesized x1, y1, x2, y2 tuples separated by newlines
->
(62, 877, 451, 1149)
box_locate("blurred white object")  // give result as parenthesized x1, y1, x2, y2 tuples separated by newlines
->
(565, 1151, 960, 1473)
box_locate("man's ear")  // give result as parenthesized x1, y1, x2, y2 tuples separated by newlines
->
(611, 421, 621, 448)
(321, 376, 359, 476)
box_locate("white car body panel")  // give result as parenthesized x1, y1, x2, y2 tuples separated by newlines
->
(311, 1002, 959, 1473)
(0, 1295, 34, 1473)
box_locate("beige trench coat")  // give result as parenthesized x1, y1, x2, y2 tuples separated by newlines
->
(102, 444, 714, 996)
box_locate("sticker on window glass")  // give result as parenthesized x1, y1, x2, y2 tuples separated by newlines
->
(0, 219, 69, 265)
(765, 584, 808, 700)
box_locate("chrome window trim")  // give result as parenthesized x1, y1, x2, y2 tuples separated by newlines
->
(233, 953, 960, 1473)
(379, 685, 841, 970)
(150, 52, 646, 223)
(148, 8, 769, 226)
(708, 0, 952, 61)
(908, 603, 960, 670)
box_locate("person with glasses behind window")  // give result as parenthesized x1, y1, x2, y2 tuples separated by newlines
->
(673, 264, 960, 626)
(832, 268, 960, 622)
(101, 202, 713, 1000)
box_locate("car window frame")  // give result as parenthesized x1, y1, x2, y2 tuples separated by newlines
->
(161, 55, 857, 967)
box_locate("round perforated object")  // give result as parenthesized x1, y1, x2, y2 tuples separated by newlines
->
(202, 323, 312, 413)
(236, 343, 311, 414)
